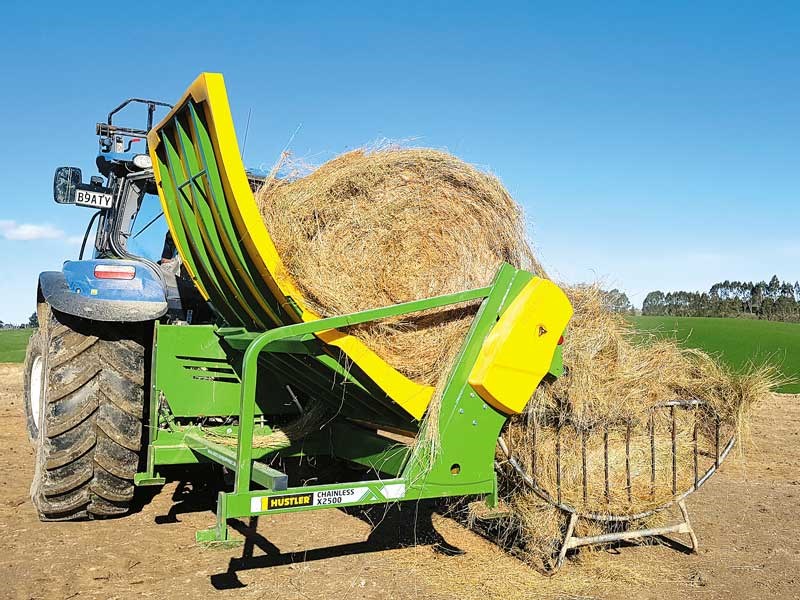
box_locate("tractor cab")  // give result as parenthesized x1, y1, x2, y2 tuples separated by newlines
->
(44, 98, 208, 323)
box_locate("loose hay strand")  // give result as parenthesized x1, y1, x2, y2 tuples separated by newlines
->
(203, 401, 329, 449)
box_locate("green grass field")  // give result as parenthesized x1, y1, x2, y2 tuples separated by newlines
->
(1, 318, 797, 393)
(0, 329, 34, 363)
(630, 316, 800, 393)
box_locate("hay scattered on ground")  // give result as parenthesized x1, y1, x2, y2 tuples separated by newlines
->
(396, 511, 675, 599)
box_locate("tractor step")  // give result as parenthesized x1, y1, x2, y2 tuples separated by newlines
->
(184, 432, 288, 491)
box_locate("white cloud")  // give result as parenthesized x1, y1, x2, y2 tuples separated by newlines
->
(0, 220, 65, 241)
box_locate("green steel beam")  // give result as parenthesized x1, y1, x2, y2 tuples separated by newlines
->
(328, 422, 410, 476)
(400, 264, 527, 499)
(150, 323, 392, 422)
(185, 431, 288, 491)
(174, 111, 269, 329)
(222, 332, 319, 354)
(187, 101, 288, 325)
(160, 123, 248, 325)
(219, 285, 492, 348)
(196, 477, 417, 542)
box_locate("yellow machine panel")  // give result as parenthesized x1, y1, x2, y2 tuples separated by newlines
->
(468, 277, 573, 414)
(147, 73, 434, 419)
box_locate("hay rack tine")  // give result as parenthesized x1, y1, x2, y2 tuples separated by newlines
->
(498, 398, 736, 574)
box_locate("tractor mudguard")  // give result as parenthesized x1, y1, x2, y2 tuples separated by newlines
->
(39, 259, 167, 322)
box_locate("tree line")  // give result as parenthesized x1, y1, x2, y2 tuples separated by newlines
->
(643, 275, 800, 322)
(0, 313, 38, 329)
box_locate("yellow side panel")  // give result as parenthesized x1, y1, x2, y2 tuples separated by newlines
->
(148, 73, 433, 420)
(468, 278, 573, 415)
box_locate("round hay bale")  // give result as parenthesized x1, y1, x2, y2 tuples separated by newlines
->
(256, 147, 538, 385)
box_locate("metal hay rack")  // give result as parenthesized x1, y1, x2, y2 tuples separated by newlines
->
(497, 398, 736, 573)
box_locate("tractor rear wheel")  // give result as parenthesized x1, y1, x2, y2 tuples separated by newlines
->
(23, 305, 148, 520)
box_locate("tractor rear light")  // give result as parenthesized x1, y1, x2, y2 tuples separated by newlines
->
(133, 154, 152, 169)
(558, 335, 564, 345)
(94, 265, 136, 280)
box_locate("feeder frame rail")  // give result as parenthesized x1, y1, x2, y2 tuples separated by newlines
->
(555, 498, 698, 572)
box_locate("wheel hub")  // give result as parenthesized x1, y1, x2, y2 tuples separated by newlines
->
(30, 355, 43, 430)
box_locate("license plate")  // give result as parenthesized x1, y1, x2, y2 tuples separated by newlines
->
(75, 188, 113, 209)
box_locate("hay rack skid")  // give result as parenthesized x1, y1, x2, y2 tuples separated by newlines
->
(497, 399, 736, 573)
(134, 73, 573, 546)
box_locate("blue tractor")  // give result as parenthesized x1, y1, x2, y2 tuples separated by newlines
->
(22, 99, 212, 519)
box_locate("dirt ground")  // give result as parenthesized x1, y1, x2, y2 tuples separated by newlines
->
(1, 362, 798, 600)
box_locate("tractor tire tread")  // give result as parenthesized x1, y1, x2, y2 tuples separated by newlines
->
(28, 307, 147, 521)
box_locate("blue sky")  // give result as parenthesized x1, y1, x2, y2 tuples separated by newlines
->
(1, 1, 798, 323)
